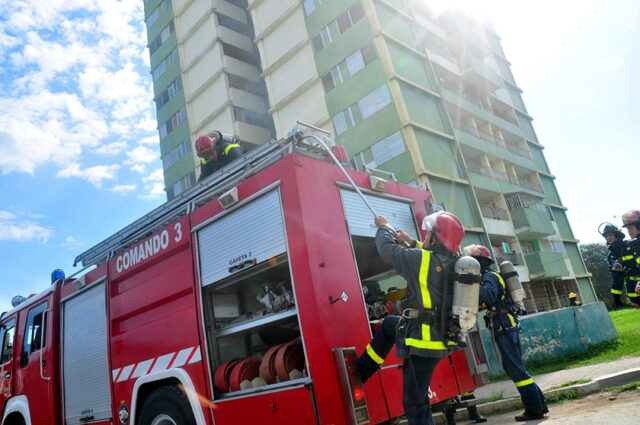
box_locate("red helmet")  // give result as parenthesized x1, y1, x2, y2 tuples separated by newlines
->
(622, 210, 640, 228)
(464, 244, 493, 262)
(421, 211, 464, 254)
(195, 135, 216, 158)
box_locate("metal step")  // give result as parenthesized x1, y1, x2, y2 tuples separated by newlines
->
(74, 130, 330, 268)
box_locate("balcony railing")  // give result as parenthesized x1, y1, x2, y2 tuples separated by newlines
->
(495, 251, 524, 266)
(480, 206, 509, 220)
(518, 179, 544, 193)
(504, 142, 532, 158)
(466, 162, 509, 182)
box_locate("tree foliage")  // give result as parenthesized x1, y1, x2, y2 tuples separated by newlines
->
(580, 243, 616, 309)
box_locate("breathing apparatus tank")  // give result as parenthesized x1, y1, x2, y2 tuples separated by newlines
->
(499, 261, 527, 314)
(448, 256, 481, 346)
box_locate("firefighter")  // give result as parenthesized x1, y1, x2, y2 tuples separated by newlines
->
(621, 210, 640, 307)
(464, 244, 547, 422)
(195, 131, 244, 182)
(357, 211, 465, 425)
(600, 223, 627, 308)
(567, 292, 582, 307)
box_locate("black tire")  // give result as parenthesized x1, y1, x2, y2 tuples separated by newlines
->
(138, 385, 197, 425)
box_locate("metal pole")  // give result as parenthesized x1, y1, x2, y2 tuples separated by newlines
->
(302, 133, 377, 217)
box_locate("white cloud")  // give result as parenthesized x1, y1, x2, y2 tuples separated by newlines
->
(61, 236, 84, 250)
(0, 210, 54, 243)
(110, 184, 137, 193)
(57, 163, 120, 188)
(139, 169, 165, 200)
(0, 0, 158, 195)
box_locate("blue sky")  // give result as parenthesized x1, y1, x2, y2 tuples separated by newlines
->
(0, 0, 638, 312)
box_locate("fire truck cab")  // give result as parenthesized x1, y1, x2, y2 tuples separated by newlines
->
(0, 129, 487, 425)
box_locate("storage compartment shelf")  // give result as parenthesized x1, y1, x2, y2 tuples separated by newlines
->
(217, 377, 312, 400)
(216, 307, 298, 337)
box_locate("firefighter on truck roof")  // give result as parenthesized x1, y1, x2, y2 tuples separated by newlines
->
(621, 210, 640, 306)
(357, 211, 465, 425)
(464, 244, 548, 422)
(195, 130, 244, 182)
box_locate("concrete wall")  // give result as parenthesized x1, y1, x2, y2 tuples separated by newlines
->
(479, 301, 618, 378)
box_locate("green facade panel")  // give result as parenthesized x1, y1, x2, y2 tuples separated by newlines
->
(304, 0, 358, 35)
(440, 89, 524, 137)
(496, 56, 515, 85)
(540, 175, 562, 205)
(144, 0, 163, 17)
(157, 92, 186, 126)
(429, 178, 482, 228)
(153, 60, 181, 98)
(336, 107, 402, 153)
(461, 231, 489, 250)
(551, 208, 574, 240)
(485, 31, 505, 57)
(164, 151, 194, 186)
(150, 33, 177, 70)
(315, 20, 374, 74)
(525, 251, 569, 279)
(529, 145, 550, 174)
(147, 6, 173, 42)
(159, 120, 189, 156)
(516, 112, 538, 142)
(324, 62, 387, 113)
(576, 277, 597, 303)
(387, 43, 436, 91)
(415, 129, 462, 179)
(454, 129, 537, 171)
(401, 84, 451, 134)
(511, 207, 555, 239)
(507, 85, 527, 113)
(377, 152, 417, 184)
(374, 2, 416, 48)
(564, 242, 587, 275)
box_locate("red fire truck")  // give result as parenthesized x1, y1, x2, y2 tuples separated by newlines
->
(0, 129, 487, 425)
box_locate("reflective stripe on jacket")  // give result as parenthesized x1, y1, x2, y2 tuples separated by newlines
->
(375, 226, 455, 358)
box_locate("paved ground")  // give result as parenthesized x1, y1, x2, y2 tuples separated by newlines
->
(459, 387, 640, 424)
(475, 355, 640, 400)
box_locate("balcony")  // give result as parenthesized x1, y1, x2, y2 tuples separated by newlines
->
(510, 207, 555, 239)
(480, 206, 509, 220)
(518, 179, 544, 194)
(414, 13, 448, 41)
(459, 54, 502, 93)
(495, 251, 525, 266)
(466, 161, 509, 182)
(504, 142, 532, 159)
(524, 251, 569, 280)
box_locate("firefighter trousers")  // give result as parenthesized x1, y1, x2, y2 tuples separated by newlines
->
(495, 328, 546, 414)
(359, 315, 438, 425)
(625, 278, 640, 306)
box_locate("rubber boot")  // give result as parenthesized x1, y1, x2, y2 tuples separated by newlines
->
(467, 405, 487, 423)
(515, 410, 544, 421)
(444, 407, 456, 425)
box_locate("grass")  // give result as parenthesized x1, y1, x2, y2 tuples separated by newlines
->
(545, 389, 581, 405)
(485, 391, 504, 403)
(604, 381, 640, 393)
(548, 379, 591, 391)
(522, 309, 640, 376)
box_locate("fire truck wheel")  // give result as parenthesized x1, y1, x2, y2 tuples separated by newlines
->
(138, 385, 196, 425)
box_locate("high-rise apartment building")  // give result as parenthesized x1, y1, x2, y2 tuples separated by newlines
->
(144, 0, 596, 309)
(143, 0, 274, 200)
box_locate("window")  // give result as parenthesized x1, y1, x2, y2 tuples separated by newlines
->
(371, 131, 406, 165)
(168, 172, 196, 200)
(321, 72, 335, 93)
(336, 11, 352, 34)
(336, 3, 364, 34)
(20, 302, 47, 367)
(346, 50, 365, 76)
(233, 107, 273, 128)
(348, 3, 365, 24)
(152, 48, 179, 82)
(0, 319, 15, 364)
(162, 137, 192, 171)
(159, 106, 187, 141)
(149, 21, 175, 56)
(550, 240, 566, 255)
(146, 0, 170, 28)
(361, 42, 376, 64)
(358, 84, 391, 119)
(303, 0, 315, 15)
(333, 112, 348, 135)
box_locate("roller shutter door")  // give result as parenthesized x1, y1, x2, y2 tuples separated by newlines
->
(198, 189, 287, 286)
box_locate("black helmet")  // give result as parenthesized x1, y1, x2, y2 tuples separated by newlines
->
(598, 223, 624, 241)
